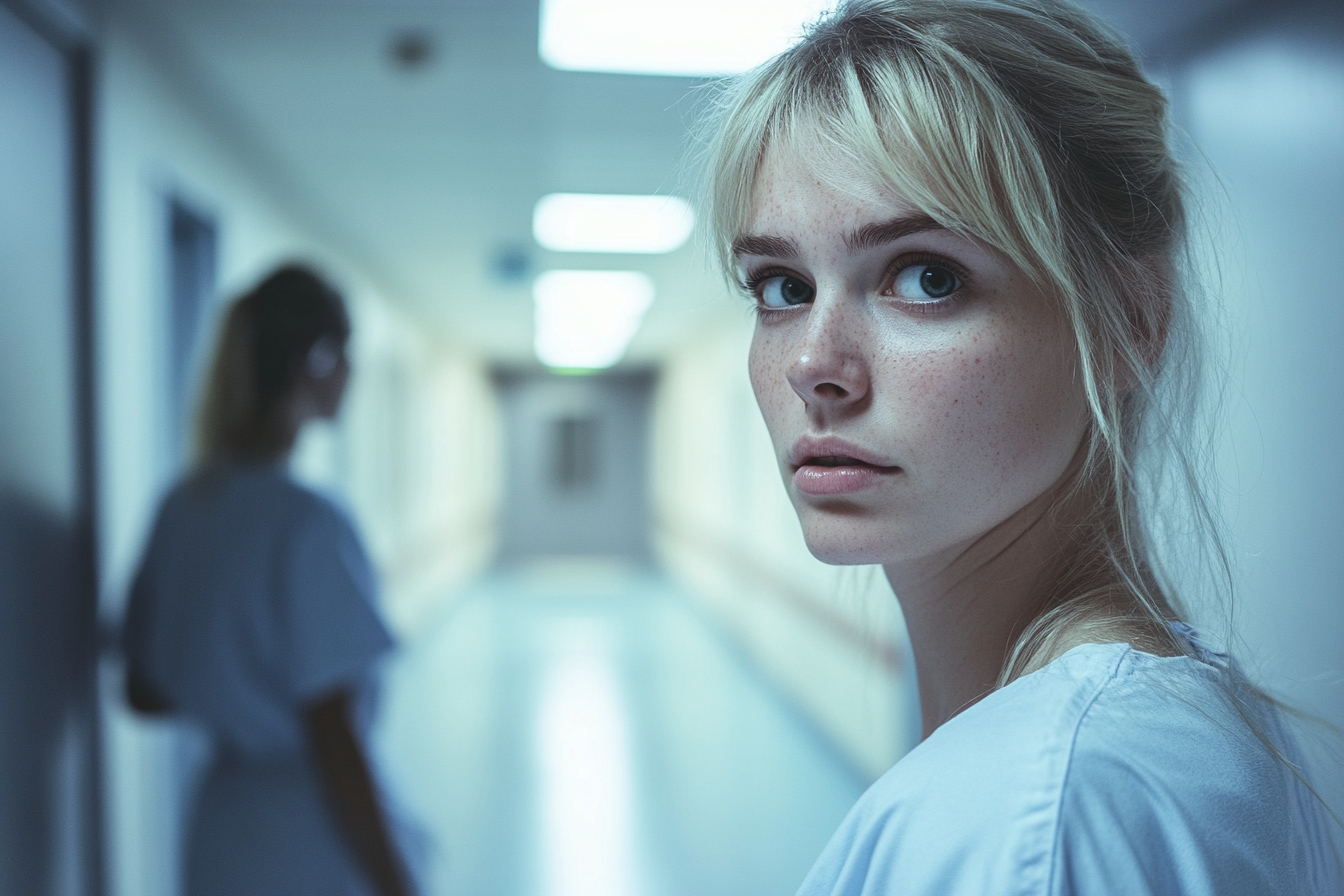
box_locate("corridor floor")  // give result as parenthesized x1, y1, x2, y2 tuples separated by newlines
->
(373, 566, 869, 896)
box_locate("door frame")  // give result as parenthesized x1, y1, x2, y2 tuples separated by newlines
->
(1, 1, 102, 892)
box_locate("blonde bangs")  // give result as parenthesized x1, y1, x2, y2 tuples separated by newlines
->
(704, 18, 1072, 304)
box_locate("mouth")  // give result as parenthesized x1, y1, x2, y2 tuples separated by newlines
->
(788, 435, 898, 470)
(790, 440, 901, 496)
(802, 455, 880, 469)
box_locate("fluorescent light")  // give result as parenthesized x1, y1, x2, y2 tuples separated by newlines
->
(534, 270, 654, 369)
(534, 193, 694, 254)
(539, 0, 835, 77)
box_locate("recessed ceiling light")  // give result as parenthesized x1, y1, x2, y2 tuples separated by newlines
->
(534, 271, 654, 369)
(389, 30, 435, 71)
(533, 193, 694, 254)
(539, 0, 835, 77)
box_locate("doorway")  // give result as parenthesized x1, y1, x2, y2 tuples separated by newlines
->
(0, 3, 99, 892)
(495, 371, 653, 563)
(161, 198, 217, 472)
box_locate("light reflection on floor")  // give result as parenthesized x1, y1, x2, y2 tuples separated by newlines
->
(373, 567, 867, 896)
(537, 622, 637, 896)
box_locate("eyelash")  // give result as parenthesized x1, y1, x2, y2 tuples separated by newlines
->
(885, 253, 970, 315)
(739, 253, 971, 319)
(739, 266, 797, 320)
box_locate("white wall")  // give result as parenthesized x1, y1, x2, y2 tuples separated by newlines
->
(300, 296, 502, 636)
(92, 17, 500, 896)
(1173, 13, 1344, 805)
(651, 315, 915, 780)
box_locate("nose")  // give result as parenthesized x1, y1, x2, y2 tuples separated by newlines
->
(785, 296, 871, 415)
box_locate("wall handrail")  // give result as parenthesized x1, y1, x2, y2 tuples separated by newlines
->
(657, 513, 904, 674)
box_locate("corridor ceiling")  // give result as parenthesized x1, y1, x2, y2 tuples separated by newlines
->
(112, 0, 1243, 366)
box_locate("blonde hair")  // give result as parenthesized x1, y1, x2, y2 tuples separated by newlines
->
(701, 0, 1216, 680)
(194, 264, 350, 467)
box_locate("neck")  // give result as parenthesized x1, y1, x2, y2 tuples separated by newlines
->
(886, 474, 1086, 740)
(234, 420, 298, 466)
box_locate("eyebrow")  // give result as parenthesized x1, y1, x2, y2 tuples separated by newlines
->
(731, 234, 799, 259)
(845, 214, 946, 251)
(732, 214, 947, 260)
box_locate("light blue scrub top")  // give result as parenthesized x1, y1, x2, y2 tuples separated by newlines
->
(125, 464, 397, 896)
(126, 464, 393, 757)
(798, 626, 1341, 896)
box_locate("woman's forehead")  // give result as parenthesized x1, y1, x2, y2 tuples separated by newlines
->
(749, 146, 896, 214)
(733, 126, 1037, 278)
(742, 147, 937, 245)
(736, 146, 1043, 291)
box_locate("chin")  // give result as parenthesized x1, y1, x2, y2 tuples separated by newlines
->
(796, 507, 900, 566)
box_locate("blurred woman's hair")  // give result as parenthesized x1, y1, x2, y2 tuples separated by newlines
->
(194, 264, 350, 466)
(700, 0, 1225, 676)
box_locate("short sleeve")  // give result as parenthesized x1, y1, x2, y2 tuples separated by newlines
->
(1049, 756, 1293, 896)
(1051, 673, 1311, 896)
(795, 817, 894, 896)
(280, 498, 393, 703)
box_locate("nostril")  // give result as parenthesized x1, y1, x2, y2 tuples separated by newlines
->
(786, 343, 868, 407)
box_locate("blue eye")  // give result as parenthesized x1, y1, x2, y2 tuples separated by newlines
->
(893, 264, 960, 302)
(758, 275, 815, 308)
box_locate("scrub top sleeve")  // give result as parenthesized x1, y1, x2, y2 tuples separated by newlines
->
(281, 500, 394, 705)
(796, 806, 920, 896)
(1052, 756, 1225, 896)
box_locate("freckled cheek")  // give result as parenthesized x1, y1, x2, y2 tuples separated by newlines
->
(748, 331, 795, 441)
(879, 350, 988, 455)
(877, 338, 1033, 453)
(993, 330, 1088, 451)
(894, 339, 1082, 481)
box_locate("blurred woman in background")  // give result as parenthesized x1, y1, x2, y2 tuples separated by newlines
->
(702, 0, 1340, 892)
(124, 264, 413, 896)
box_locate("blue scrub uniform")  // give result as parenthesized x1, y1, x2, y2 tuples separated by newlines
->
(125, 464, 395, 896)
(798, 625, 1341, 896)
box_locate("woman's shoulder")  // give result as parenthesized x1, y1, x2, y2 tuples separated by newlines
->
(139, 468, 360, 573)
(167, 465, 344, 524)
(1052, 644, 1338, 895)
(797, 642, 1131, 895)
(797, 640, 1339, 896)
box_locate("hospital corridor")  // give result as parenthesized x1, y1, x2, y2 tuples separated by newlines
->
(1, 0, 1342, 893)
(375, 570, 866, 896)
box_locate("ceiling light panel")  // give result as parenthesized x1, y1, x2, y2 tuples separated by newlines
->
(534, 193, 694, 254)
(539, 0, 836, 77)
(534, 271, 655, 369)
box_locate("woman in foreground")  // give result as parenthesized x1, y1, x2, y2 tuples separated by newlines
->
(703, 1, 1340, 892)
(124, 266, 413, 896)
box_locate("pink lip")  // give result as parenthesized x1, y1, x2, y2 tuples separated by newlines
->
(788, 435, 901, 496)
